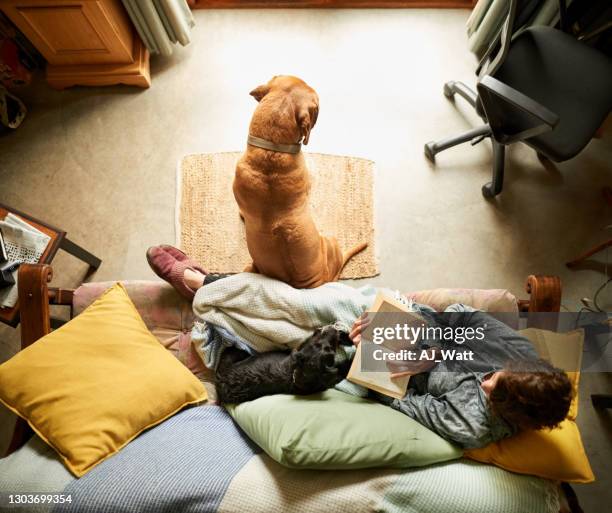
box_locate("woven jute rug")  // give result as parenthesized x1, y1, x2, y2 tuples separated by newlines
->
(176, 152, 378, 279)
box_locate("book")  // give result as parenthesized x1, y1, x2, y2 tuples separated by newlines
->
(346, 292, 427, 400)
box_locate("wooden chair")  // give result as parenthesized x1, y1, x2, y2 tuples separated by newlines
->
(7, 262, 564, 455)
(5, 263, 589, 513)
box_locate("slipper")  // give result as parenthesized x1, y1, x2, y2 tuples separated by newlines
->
(158, 245, 208, 275)
(146, 246, 207, 300)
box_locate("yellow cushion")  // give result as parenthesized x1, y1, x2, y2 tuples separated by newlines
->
(465, 419, 594, 483)
(0, 283, 207, 477)
(565, 371, 580, 420)
(520, 328, 583, 420)
(465, 328, 593, 483)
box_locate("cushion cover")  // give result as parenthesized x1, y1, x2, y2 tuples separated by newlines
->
(465, 419, 593, 483)
(73, 280, 215, 398)
(0, 283, 207, 477)
(406, 288, 518, 313)
(226, 388, 462, 469)
(465, 328, 593, 483)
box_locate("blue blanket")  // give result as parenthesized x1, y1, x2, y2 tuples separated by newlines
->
(55, 407, 258, 513)
(0, 405, 560, 513)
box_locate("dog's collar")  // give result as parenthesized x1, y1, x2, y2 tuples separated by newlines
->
(247, 135, 301, 154)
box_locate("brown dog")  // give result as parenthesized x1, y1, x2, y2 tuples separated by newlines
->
(233, 75, 367, 288)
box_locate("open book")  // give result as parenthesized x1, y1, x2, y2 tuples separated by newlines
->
(347, 292, 427, 399)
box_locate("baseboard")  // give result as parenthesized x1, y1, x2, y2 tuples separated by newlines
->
(192, 1, 474, 8)
(46, 36, 151, 90)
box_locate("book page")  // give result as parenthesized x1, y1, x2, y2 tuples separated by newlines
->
(348, 343, 410, 399)
(347, 292, 426, 399)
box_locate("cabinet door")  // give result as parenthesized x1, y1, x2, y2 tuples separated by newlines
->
(0, 0, 134, 65)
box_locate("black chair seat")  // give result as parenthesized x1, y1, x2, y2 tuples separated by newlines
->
(494, 26, 612, 161)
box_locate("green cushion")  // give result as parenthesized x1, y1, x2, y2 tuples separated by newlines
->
(226, 389, 462, 469)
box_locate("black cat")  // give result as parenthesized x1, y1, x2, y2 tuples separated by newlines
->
(215, 326, 352, 404)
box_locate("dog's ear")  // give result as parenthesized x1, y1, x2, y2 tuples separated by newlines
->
(296, 98, 319, 144)
(292, 351, 305, 366)
(338, 331, 352, 346)
(296, 103, 318, 145)
(249, 84, 270, 102)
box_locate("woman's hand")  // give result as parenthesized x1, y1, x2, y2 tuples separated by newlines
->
(387, 347, 441, 379)
(349, 313, 371, 346)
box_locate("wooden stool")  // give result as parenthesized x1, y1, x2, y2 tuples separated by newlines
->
(0, 203, 101, 327)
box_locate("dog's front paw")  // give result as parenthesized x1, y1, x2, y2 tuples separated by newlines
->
(243, 262, 259, 273)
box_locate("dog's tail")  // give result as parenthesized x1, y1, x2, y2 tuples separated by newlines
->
(341, 242, 368, 269)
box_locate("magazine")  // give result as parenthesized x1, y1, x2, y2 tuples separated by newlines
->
(0, 213, 50, 308)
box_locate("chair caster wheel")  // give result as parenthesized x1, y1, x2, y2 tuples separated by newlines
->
(443, 82, 455, 99)
(481, 182, 496, 199)
(424, 142, 436, 162)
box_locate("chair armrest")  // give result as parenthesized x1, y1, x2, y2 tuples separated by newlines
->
(6, 264, 54, 457)
(523, 275, 562, 313)
(477, 75, 559, 144)
(18, 263, 53, 349)
(518, 275, 562, 331)
(48, 287, 74, 306)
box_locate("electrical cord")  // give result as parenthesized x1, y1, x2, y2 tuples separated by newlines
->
(593, 277, 612, 313)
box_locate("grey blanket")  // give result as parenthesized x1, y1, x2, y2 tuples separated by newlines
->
(191, 272, 379, 368)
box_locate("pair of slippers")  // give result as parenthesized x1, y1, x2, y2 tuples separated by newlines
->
(146, 245, 207, 300)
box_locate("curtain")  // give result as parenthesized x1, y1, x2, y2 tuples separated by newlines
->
(122, 0, 195, 56)
(466, 0, 571, 59)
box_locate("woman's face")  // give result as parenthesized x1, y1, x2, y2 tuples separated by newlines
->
(481, 371, 504, 398)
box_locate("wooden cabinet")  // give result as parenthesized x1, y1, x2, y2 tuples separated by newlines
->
(0, 0, 150, 88)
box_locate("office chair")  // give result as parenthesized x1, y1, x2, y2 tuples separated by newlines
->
(425, 0, 612, 198)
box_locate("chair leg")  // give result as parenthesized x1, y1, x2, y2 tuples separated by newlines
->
(59, 237, 102, 270)
(443, 80, 478, 109)
(482, 141, 505, 199)
(567, 239, 612, 268)
(424, 125, 491, 162)
(426, 80, 508, 198)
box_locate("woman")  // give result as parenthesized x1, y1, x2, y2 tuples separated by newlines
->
(349, 311, 573, 448)
(147, 244, 573, 449)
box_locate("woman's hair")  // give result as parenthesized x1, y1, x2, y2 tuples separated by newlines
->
(489, 358, 573, 431)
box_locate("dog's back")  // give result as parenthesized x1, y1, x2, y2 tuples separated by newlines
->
(215, 328, 351, 404)
(234, 75, 366, 288)
(234, 151, 328, 287)
(216, 348, 294, 404)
